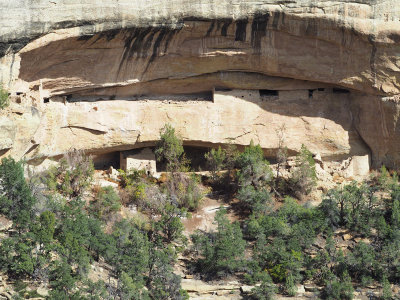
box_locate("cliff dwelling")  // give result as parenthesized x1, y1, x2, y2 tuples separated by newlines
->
(92, 145, 220, 174)
(0, 2, 399, 172)
(1, 1, 400, 299)
(37, 85, 371, 176)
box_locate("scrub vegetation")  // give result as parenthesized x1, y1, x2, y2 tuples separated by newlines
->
(0, 124, 398, 299)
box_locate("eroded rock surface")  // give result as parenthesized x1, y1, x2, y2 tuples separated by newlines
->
(0, 0, 399, 168)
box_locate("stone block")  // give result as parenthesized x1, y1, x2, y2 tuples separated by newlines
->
(344, 154, 370, 177)
(278, 90, 309, 102)
(120, 148, 157, 175)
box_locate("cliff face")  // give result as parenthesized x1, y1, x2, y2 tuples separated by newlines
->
(0, 0, 399, 168)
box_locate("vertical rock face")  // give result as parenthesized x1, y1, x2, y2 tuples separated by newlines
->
(0, 0, 399, 168)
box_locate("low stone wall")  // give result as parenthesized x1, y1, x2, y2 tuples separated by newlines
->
(120, 148, 157, 175)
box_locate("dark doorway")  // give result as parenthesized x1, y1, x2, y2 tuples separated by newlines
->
(92, 152, 120, 170)
(156, 146, 211, 172)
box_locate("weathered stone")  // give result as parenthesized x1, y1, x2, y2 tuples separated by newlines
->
(343, 233, 353, 241)
(107, 166, 120, 181)
(0, 292, 11, 300)
(120, 148, 157, 174)
(343, 155, 371, 178)
(0, 216, 12, 232)
(240, 285, 254, 294)
(0, 0, 399, 169)
(0, 117, 15, 151)
(304, 283, 322, 292)
(366, 284, 379, 289)
(36, 286, 49, 297)
(296, 284, 306, 294)
(0, 88, 370, 167)
(2, 1, 400, 94)
(181, 279, 239, 294)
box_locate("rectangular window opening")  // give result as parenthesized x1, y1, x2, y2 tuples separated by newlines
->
(259, 89, 278, 96)
(333, 88, 350, 94)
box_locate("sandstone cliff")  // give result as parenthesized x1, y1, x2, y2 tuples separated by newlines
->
(0, 0, 399, 169)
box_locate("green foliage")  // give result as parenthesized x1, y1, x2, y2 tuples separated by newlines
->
(33, 211, 56, 246)
(151, 204, 187, 245)
(285, 272, 296, 296)
(106, 211, 187, 299)
(247, 197, 327, 290)
(250, 197, 322, 249)
(119, 271, 147, 300)
(360, 275, 373, 287)
(164, 172, 205, 211)
(290, 144, 316, 196)
(322, 271, 354, 300)
(10, 236, 35, 277)
(180, 174, 205, 211)
(251, 272, 277, 300)
(83, 279, 108, 300)
(192, 208, 246, 277)
(119, 169, 159, 211)
(236, 141, 273, 188)
(238, 185, 272, 216)
(155, 124, 186, 172)
(4, 131, 400, 298)
(205, 146, 226, 176)
(268, 263, 287, 283)
(222, 143, 240, 171)
(46, 150, 94, 198)
(49, 259, 77, 297)
(0, 210, 56, 280)
(379, 233, 400, 281)
(0, 157, 36, 229)
(346, 242, 376, 280)
(204, 144, 239, 193)
(126, 171, 205, 213)
(147, 212, 188, 300)
(236, 141, 273, 213)
(204, 145, 234, 185)
(391, 198, 400, 228)
(108, 219, 150, 282)
(154, 124, 206, 211)
(0, 85, 8, 109)
(378, 166, 392, 191)
(381, 276, 392, 300)
(318, 189, 341, 229)
(90, 186, 121, 220)
(147, 247, 187, 300)
(0, 157, 188, 299)
(119, 168, 147, 188)
(319, 182, 380, 235)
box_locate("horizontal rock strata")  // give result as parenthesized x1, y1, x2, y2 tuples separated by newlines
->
(0, 0, 399, 168)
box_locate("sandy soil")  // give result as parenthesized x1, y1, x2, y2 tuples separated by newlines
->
(182, 196, 232, 236)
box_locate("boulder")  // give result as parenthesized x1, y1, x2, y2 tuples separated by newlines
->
(0, 117, 15, 151)
(36, 286, 49, 297)
(240, 285, 254, 294)
(296, 284, 306, 294)
(181, 279, 239, 294)
(343, 234, 353, 241)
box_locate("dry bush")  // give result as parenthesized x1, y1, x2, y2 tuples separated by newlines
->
(163, 172, 207, 211)
(46, 149, 94, 198)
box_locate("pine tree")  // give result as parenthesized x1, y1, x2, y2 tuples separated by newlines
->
(0, 158, 36, 229)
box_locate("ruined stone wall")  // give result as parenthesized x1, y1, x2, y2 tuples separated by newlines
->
(0, 0, 399, 168)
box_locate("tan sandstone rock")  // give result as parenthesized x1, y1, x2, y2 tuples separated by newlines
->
(0, 0, 399, 169)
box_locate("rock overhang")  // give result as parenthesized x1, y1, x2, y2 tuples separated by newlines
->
(0, 0, 399, 169)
